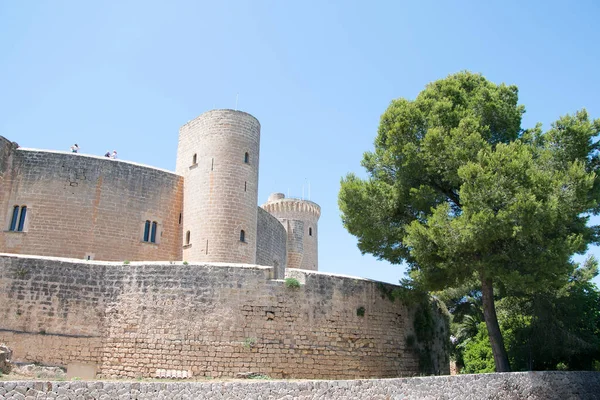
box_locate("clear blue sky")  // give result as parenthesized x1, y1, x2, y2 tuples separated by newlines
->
(1, 1, 599, 286)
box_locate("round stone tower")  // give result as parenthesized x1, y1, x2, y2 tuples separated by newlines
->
(176, 109, 260, 263)
(261, 193, 321, 271)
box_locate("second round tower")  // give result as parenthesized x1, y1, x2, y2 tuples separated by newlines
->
(261, 193, 321, 271)
(176, 109, 260, 264)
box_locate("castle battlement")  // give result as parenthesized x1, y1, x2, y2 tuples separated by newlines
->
(0, 111, 450, 381)
(261, 195, 321, 219)
(0, 110, 319, 274)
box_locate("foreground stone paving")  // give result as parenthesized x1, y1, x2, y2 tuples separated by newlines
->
(1, 371, 599, 400)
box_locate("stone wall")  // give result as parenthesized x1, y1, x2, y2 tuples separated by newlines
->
(0, 254, 448, 379)
(0, 146, 183, 261)
(255, 207, 287, 278)
(176, 110, 260, 264)
(1, 372, 598, 399)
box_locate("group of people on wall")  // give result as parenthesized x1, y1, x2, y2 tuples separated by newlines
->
(70, 143, 117, 159)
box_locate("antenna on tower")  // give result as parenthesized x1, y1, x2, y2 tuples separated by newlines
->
(235, 93, 239, 110)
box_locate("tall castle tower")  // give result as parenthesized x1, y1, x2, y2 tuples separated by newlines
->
(176, 110, 260, 263)
(261, 193, 321, 271)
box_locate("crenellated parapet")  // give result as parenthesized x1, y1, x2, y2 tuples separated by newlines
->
(261, 195, 321, 220)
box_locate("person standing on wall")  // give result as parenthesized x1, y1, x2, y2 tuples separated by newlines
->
(70, 144, 79, 153)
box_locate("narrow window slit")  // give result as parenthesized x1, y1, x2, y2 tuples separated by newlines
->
(17, 206, 27, 232)
(9, 206, 19, 231)
(143, 220, 150, 242)
(150, 221, 157, 243)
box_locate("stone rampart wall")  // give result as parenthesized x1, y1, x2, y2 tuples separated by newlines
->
(0, 254, 448, 379)
(255, 207, 287, 278)
(1, 372, 598, 399)
(0, 148, 183, 261)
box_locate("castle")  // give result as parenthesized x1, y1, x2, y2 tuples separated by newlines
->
(0, 110, 448, 379)
(0, 109, 319, 274)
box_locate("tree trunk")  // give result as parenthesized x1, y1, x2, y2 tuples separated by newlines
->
(480, 274, 511, 372)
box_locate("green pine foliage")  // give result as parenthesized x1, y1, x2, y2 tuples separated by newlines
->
(339, 71, 600, 372)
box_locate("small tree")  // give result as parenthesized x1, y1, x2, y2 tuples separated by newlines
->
(339, 71, 600, 371)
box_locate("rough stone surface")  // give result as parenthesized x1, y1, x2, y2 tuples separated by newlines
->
(256, 207, 287, 279)
(0, 344, 12, 374)
(0, 254, 448, 379)
(0, 142, 183, 262)
(0, 372, 599, 399)
(176, 109, 260, 264)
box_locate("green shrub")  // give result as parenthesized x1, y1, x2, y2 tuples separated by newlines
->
(248, 374, 270, 380)
(461, 322, 495, 373)
(242, 337, 257, 349)
(356, 306, 365, 317)
(284, 278, 300, 288)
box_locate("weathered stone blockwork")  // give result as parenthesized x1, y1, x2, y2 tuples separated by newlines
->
(0, 145, 183, 261)
(255, 207, 287, 278)
(176, 110, 260, 264)
(0, 254, 448, 379)
(1, 372, 598, 399)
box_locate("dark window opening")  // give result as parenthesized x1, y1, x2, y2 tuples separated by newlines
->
(186, 231, 191, 245)
(143, 220, 158, 243)
(143, 220, 150, 242)
(9, 206, 19, 231)
(309, 227, 312, 236)
(244, 181, 247, 192)
(211, 158, 214, 171)
(17, 206, 26, 231)
(150, 221, 157, 243)
(179, 213, 182, 224)
(9, 205, 26, 232)
(192, 153, 197, 164)
(240, 230, 245, 242)
(244, 152, 249, 163)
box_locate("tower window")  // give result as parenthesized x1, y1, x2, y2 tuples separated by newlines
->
(186, 231, 191, 245)
(240, 230, 245, 242)
(143, 220, 150, 242)
(244, 152, 249, 164)
(192, 153, 197, 165)
(9, 205, 27, 232)
(309, 227, 312, 236)
(151, 221, 158, 243)
(143, 220, 158, 243)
